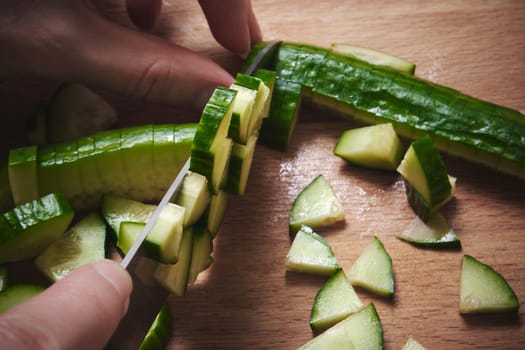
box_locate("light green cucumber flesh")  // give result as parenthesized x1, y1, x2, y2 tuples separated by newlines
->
(403, 175, 456, 222)
(310, 268, 363, 331)
(228, 83, 256, 144)
(460, 255, 519, 314)
(101, 194, 155, 239)
(0, 284, 46, 313)
(8, 146, 39, 206)
(225, 134, 258, 195)
(93, 129, 128, 197)
(139, 304, 172, 350)
(76, 135, 103, 208)
(401, 337, 427, 350)
(0, 193, 74, 264)
(187, 227, 213, 285)
(202, 190, 228, 237)
(35, 212, 106, 281)
(298, 303, 383, 350)
(285, 225, 339, 276)
(398, 212, 460, 248)
(334, 123, 404, 170)
(289, 175, 345, 235)
(349, 236, 394, 297)
(174, 171, 211, 227)
(253, 69, 276, 120)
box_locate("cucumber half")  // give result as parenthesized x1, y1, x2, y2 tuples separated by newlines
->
(101, 194, 156, 239)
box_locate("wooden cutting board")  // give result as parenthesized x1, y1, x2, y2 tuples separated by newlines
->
(0, 1, 524, 349)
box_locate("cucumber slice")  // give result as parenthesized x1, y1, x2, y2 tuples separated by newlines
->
(228, 83, 257, 144)
(225, 134, 258, 195)
(460, 255, 519, 314)
(76, 135, 104, 208)
(187, 227, 213, 285)
(54, 140, 86, 208)
(403, 175, 456, 222)
(0, 266, 8, 292)
(285, 225, 339, 276)
(118, 203, 185, 264)
(37, 145, 61, 198)
(310, 268, 363, 331)
(402, 337, 427, 350)
(173, 171, 211, 227)
(154, 227, 193, 296)
(289, 175, 345, 235)
(349, 236, 394, 297)
(234, 73, 270, 137)
(140, 304, 172, 350)
(0, 193, 74, 263)
(8, 146, 39, 205)
(202, 190, 228, 237)
(101, 194, 155, 239)
(331, 43, 416, 74)
(334, 123, 404, 170)
(35, 212, 106, 281)
(0, 284, 46, 313)
(93, 129, 128, 197)
(298, 303, 383, 350)
(398, 213, 461, 248)
(253, 69, 276, 120)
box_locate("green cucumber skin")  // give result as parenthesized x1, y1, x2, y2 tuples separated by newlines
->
(250, 42, 525, 178)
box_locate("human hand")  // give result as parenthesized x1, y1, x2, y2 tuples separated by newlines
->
(0, 260, 132, 350)
(0, 0, 262, 109)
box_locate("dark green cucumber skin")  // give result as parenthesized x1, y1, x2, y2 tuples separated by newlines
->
(249, 42, 525, 178)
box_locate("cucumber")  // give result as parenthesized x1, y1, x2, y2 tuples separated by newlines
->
(201, 190, 228, 237)
(310, 268, 363, 331)
(331, 43, 416, 74)
(285, 225, 339, 276)
(403, 175, 457, 222)
(0, 193, 74, 263)
(252, 69, 276, 120)
(402, 337, 427, 350)
(117, 203, 185, 264)
(397, 213, 461, 248)
(334, 123, 404, 170)
(348, 236, 394, 297)
(37, 145, 62, 199)
(93, 129, 128, 198)
(54, 141, 85, 207)
(101, 194, 155, 239)
(35, 212, 106, 281)
(225, 134, 258, 195)
(228, 83, 257, 144)
(140, 304, 172, 350)
(460, 255, 519, 314)
(190, 87, 237, 194)
(8, 146, 39, 205)
(289, 175, 345, 235)
(173, 171, 211, 227)
(298, 303, 383, 350)
(154, 227, 193, 296)
(187, 227, 213, 285)
(76, 134, 104, 208)
(25, 101, 48, 145)
(0, 284, 46, 313)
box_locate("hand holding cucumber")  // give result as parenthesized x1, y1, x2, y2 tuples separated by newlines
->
(0, 0, 262, 109)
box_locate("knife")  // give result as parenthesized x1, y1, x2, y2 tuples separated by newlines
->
(108, 40, 281, 349)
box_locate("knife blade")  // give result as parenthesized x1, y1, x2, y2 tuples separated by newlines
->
(108, 40, 281, 349)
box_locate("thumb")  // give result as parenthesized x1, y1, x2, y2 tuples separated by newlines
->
(0, 260, 132, 350)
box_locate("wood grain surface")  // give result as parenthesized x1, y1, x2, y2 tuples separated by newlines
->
(0, 1, 524, 349)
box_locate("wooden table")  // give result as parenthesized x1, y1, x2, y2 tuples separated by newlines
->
(1, 1, 524, 349)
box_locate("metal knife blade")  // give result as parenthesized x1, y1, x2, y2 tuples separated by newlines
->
(243, 40, 281, 75)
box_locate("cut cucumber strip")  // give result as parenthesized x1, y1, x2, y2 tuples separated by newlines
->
(173, 171, 211, 227)
(403, 175, 456, 222)
(460, 255, 519, 314)
(139, 304, 172, 350)
(398, 213, 461, 248)
(35, 212, 106, 281)
(331, 43, 416, 74)
(234, 73, 270, 137)
(8, 146, 39, 206)
(37, 145, 61, 198)
(285, 225, 339, 276)
(228, 83, 257, 144)
(101, 194, 155, 239)
(310, 268, 363, 331)
(298, 303, 383, 350)
(225, 134, 258, 195)
(93, 129, 128, 197)
(187, 227, 214, 285)
(253, 69, 276, 120)
(154, 227, 193, 296)
(76, 134, 104, 208)
(0, 284, 46, 313)
(0, 193, 74, 263)
(289, 175, 345, 235)
(349, 236, 394, 297)
(201, 190, 228, 237)
(334, 123, 404, 170)
(402, 337, 427, 350)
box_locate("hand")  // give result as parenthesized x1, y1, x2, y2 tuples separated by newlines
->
(0, 0, 262, 109)
(0, 260, 132, 350)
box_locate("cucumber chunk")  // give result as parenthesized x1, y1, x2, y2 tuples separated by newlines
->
(289, 175, 345, 235)
(201, 190, 228, 237)
(0, 193, 74, 263)
(8, 146, 39, 206)
(310, 268, 363, 331)
(349, 236, 394, 297)
(334, 123, 404, 170)
(298, 303, 383, 350)
(101, 194, 155, 239)
(402, 337, 427, 350)
(225, 134, 258, 195)
(403, 175, 456, 222)
(228, 83, 257, 144)
(173, 171, 211, 227)
(398, 213, 460, 248)
(187, 227, 214, 285)
(285, 225, 339, 276)
(460, 255, 519, 314)
(0, 284, 45, 313)
(253, 69, 276, 120)
(140, 304, 172, 350)
(35, 212, 106, 281)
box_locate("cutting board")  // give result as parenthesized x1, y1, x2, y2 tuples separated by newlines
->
(0, 1, 524, 349)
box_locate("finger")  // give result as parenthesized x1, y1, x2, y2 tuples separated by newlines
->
(198, 0, 262, 56)
(0, 260, 132, 350)
(126, 0, 162, 30)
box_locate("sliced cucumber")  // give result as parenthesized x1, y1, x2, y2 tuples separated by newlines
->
(310, 268, 363, 331)
(187, 227, 214, 285)
(0, 160, 13, 213)
(76, 134, 104, 208)
(201, 190, 228, 237)
(0, 284, 46, 313)
(0, 193, 74, 263)
(460, 255, 519, 314)
(289, 175, 345, 235)
(102, 194, 155, 238)
(140, 304, 172, 350)
(298, 303, 383, 350)
(54, 140, 86, 208)
(285, 225, 339, 276)
(225, 134, 258, 195)
(234, 73, 270, 137)
(402, 337, 427, 350)
(398, 213, 460, 248)
(403, 175, 456, 222)
(228, 83, 257, 144)
(154, 227, 193, 296)
(334, 123, 404, 170)
(349, 236, 394, 297)
(253, 69, 276, 120)
(173, 171, 211, 227)
(331, 43, 416, 74)
(93, 129, 128, 197)
(37, 145, 61, 198)
(8, 146, 39, 206)
(35, 212, 106, 281)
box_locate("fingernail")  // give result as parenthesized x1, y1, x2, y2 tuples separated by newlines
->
(93, 260, 132, 317)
